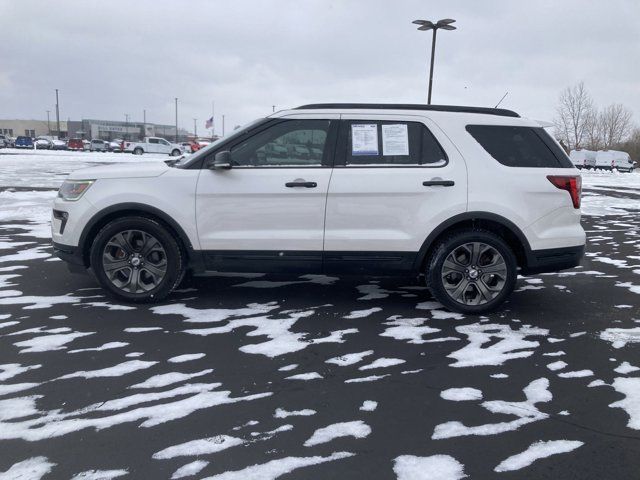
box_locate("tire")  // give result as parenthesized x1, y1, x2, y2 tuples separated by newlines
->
(90, 216, 185, 303)
(133, 147, 143, 155)
(426, 229, 517, 314)
(171, 149, 181, 157)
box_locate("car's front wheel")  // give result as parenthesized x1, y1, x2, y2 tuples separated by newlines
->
(426, 230, 517, 314)
(171, 149, 181, 156)
(90, 216, 185, 303)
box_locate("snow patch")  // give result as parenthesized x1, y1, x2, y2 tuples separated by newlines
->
(304, 420, 371, 446)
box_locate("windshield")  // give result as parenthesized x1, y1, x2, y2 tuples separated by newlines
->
(175, 117, 268, 168)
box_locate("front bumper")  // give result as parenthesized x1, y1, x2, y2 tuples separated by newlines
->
(52, 241, 87, 273)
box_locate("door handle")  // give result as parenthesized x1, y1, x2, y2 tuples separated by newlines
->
(285, 181, 317, 188)
(423, 180, 455, 187)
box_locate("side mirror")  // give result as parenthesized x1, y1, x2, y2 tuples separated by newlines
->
(209, 151, 232, 170)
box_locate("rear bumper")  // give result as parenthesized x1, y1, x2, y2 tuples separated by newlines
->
(522, 244, 585, 275)
(52, 241, 87, 273)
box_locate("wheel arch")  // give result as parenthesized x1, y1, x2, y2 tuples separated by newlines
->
(414, 212, 532, 272)
(78, 203, 202, 271)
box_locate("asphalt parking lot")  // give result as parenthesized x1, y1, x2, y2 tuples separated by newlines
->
(0, 158, 639, 479)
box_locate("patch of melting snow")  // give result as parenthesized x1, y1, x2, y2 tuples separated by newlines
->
(69, 469, 129, 479)
(0, 382, 39, 397)
(360, 400, 378, 412)
(278, 364, 297, 371)
(344, 307, 382, 319)
(543, 351, 566, 357)
(494, 440, 584, 472)
(0, 293, 82, 309)
(250, 424, 293, 439)
(199, 451, 354, 480)
(546, 361, 568, 371)
(285, 372, 322, 381)
(616, 281, 640, 294)
(432, 378, 552, 439)
(171, 461, 209, 479)
(168, 353, 206, 363)
(344, 374, 390, 383)
(0, 321, 19, 329)
(448, 323, 548, 368)
(558, 370, 593, 378)
(0, 456, 56, 480)
(130, 369, 213, 389)
(614, 362, 640, 374)
(490, 373, 509, 379)
(304, 420, 371, 447)
(610, 378, 640, 429)
(0, 363, 41, 381)
(152, 302, 279, 323)
(393, 454, 467, 480)
(124, 327, 162, 333)
(601, 327, 640, 348)
(274, 408, 316, 419)
(153, 435, 244, 459)
(326, 350, 373, 366)
(68, 342, 129, 353)
(359, 357, 405, 371)
(13, 331, 94, 353)
(380, 316, 440, 344)
(0, 396, 42, 421)
(440, 388, 483, 402)
(58, 360, 158, 380)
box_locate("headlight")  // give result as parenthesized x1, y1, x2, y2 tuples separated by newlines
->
(58, 180, 94, 201)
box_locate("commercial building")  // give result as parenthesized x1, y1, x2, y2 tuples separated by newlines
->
(0, 119, 68, 138)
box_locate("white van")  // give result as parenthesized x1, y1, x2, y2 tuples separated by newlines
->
(569, 149, 596, 169)
(595, 150, 635, 172)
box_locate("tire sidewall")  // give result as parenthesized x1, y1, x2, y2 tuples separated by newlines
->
(427, 230, 517, 314)
(90, 216, 183, 303)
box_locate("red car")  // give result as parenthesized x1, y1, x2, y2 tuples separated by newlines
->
(67, 138, 84, 151)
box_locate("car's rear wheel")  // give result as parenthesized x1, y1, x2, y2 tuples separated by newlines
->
(133, 147, 143, 155)
(426, 229, 517, 314)
(171, 149, 181, 156)
(90, 216, 185, 303)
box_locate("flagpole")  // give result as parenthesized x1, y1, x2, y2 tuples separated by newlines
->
(211, 101, 215, 138)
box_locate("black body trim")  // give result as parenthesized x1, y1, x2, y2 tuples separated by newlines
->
(520, 245, 584, 275)
(203, 250, 323, 274)
(296, 103, 520, 118)
(52, 242, 87, 273)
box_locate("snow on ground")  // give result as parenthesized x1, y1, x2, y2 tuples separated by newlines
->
(304, 420, 371, 447)
(493, 440, 583, 472)
(393, 454, 467, 480)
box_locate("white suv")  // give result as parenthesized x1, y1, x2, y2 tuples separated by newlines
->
(52, 104, 585, 313)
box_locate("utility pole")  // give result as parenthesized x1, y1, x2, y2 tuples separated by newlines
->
(174, 97, 178, 143)
(222, 115, 225, 136)
(272, 105, 276, 112)
(55, 89, 61, 138)
(193, 118, 197, 138)
(46, 110, 51, 135)
(125, 114, 130, 141)
(143, 109, 146, 124)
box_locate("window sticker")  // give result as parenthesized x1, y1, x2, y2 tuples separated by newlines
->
(382, 124, 409, 156)
(351, 124, 378, 155)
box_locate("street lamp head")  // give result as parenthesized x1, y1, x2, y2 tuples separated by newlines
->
(438, 24, 457, 30)
(412, 19, 434, 30)
(414, 18, 456, 31)
(437, 18, 456, 25)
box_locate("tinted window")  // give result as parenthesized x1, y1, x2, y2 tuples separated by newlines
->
(466, 125, 573, 168)
(344, 121, 446, 166)
(230, 120, 331, 167)
(148, 138, 160, 144)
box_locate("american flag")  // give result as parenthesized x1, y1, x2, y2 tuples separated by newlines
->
(205, 116, 213, 129)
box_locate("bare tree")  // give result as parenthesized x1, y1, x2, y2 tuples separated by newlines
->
(584, 107, 604, 151)
(599, 103, 633, 149)
(554, 82, 593, 151)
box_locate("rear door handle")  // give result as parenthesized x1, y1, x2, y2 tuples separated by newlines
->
(285, 181, 317, 188)
(423, 180, 455, 187)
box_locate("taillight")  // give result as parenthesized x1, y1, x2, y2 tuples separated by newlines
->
(547, 175, 581, 209)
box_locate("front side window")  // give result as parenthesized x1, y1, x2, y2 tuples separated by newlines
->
(466, 125, 573, 168)
(344, 121, 447, 166)
(160, 139, 170, 146)
(229, 119, 331, 167)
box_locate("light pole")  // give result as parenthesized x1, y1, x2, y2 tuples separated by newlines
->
(55, 89, 61, 138)
(125, 114, 130, 141)
(193, 118, 197, 138)
(46, 110, 51, 135)
(222, 115, 225, 136)
(412, 18, 456, 104)
(174, 97, 178, 143)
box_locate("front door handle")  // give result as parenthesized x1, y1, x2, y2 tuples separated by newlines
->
(285, 181, 317, 188)
(423, 180, 455, 187)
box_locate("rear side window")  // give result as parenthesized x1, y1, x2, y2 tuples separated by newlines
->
(343, 121, 447, 166)
(466, 125, 573, 168)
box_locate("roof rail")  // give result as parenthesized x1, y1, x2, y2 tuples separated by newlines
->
(294, 103, 520, 118)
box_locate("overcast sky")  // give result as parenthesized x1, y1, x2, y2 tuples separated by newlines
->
(1, 0, 638, 133)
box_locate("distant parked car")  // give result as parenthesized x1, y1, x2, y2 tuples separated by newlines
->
(108, 141, 122, 153)
(83, 139, 91, 151)
(595, 150, 635, 172)
(15, 136, 34, 149)
(50, 139, 68, 150)
(0, 135, 8, 148)
(90, 139, 108, 152)
(34, 137, 53, 149)
(569, 149, 596, 170)
(123, 137, 183, 156)
(67, 138, 84, 151)
(180, 142, 194, 153)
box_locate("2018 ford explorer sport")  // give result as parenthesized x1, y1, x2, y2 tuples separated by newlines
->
(51, 104, 586, 314)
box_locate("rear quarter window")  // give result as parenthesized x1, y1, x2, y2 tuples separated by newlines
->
(466, 125, 573, 168)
